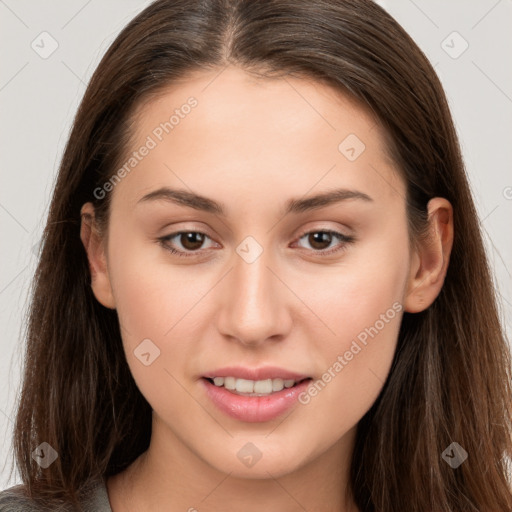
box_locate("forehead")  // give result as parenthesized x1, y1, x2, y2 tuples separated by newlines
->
(112, 66, 405, 213)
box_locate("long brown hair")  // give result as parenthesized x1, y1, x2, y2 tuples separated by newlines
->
(7, 0, 512, 510)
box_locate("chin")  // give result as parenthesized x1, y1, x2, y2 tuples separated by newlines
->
(200, 437, 313, 479)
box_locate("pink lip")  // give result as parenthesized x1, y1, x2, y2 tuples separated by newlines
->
(202, 366, 310, 381)
(201, 377, 312, 423)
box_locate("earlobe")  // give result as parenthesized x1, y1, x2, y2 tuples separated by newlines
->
(80, 203, 116, 309)
(403, 197, 454, 313)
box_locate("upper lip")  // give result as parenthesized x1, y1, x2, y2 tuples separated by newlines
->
(202, 366, 311, 381)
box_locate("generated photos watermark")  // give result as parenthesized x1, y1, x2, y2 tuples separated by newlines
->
(93, 96, 198, 200)
(298, 301, 403, 405)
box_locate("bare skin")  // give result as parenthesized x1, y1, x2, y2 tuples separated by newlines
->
(80, 66, 453, 511)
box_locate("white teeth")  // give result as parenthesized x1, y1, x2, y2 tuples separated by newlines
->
(236, 378, 255, 393)
(210, 376, 299, 395)
(272, 378, 284, 392)
(213, 377, 224, 386)
(224, 376, 236, 390)
(253, 379, 273, 394)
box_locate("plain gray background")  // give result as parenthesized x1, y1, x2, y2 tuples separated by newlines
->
(1, 0, 511, 488)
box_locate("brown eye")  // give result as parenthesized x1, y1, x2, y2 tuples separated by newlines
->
(307, 232, 334, 250)
(179, 232, 205, 251)
(158, 231, 216, 258)
(294, 230, 355, 256)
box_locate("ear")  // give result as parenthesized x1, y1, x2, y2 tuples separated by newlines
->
(403, 197, 454, 313)
(80, 202, 116, 309)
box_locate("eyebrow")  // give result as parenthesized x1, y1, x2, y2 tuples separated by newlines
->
(136, 186, 373, 216)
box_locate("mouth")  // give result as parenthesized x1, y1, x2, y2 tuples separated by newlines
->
(203, 376, 312, 397)
(201, 370, 314, 422)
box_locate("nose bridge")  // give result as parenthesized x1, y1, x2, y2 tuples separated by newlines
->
(216, 237, 290, 345)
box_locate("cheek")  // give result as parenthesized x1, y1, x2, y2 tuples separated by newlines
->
(307, 225, 408, 339)
(107, 229, 201, 336)
(105, 226, 232, 373)
(299, 230, 408, 414)
(106, 237, 206, 412)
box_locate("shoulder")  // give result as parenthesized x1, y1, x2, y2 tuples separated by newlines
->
(0, 485, 46, 511)
(0, 479, 111, 512)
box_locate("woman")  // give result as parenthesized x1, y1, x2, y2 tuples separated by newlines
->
(1, 0, 511, 510)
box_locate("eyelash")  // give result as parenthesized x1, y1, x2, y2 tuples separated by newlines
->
(157, 229, 355, 258)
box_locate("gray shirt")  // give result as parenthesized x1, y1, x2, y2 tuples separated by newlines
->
(0, 478, 112, 511)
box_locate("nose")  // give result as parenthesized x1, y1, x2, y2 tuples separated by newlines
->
(215, 246, 293, 347)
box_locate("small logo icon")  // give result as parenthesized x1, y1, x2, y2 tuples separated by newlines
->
(441, 31, 469, 59)
(32, 442, 58, 468)
(134, 338, 161, 366)
(338, 134, 366, 161)
(441, 441, 468, 468)
(31, 31, 59, 59)
(236, 236, 263, 264)
(237, 442, 263, 468)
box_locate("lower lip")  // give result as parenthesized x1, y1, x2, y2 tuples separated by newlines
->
(202, 378, 312, 423)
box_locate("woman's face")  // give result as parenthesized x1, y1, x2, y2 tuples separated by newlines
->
(87, 66, 418, 478)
